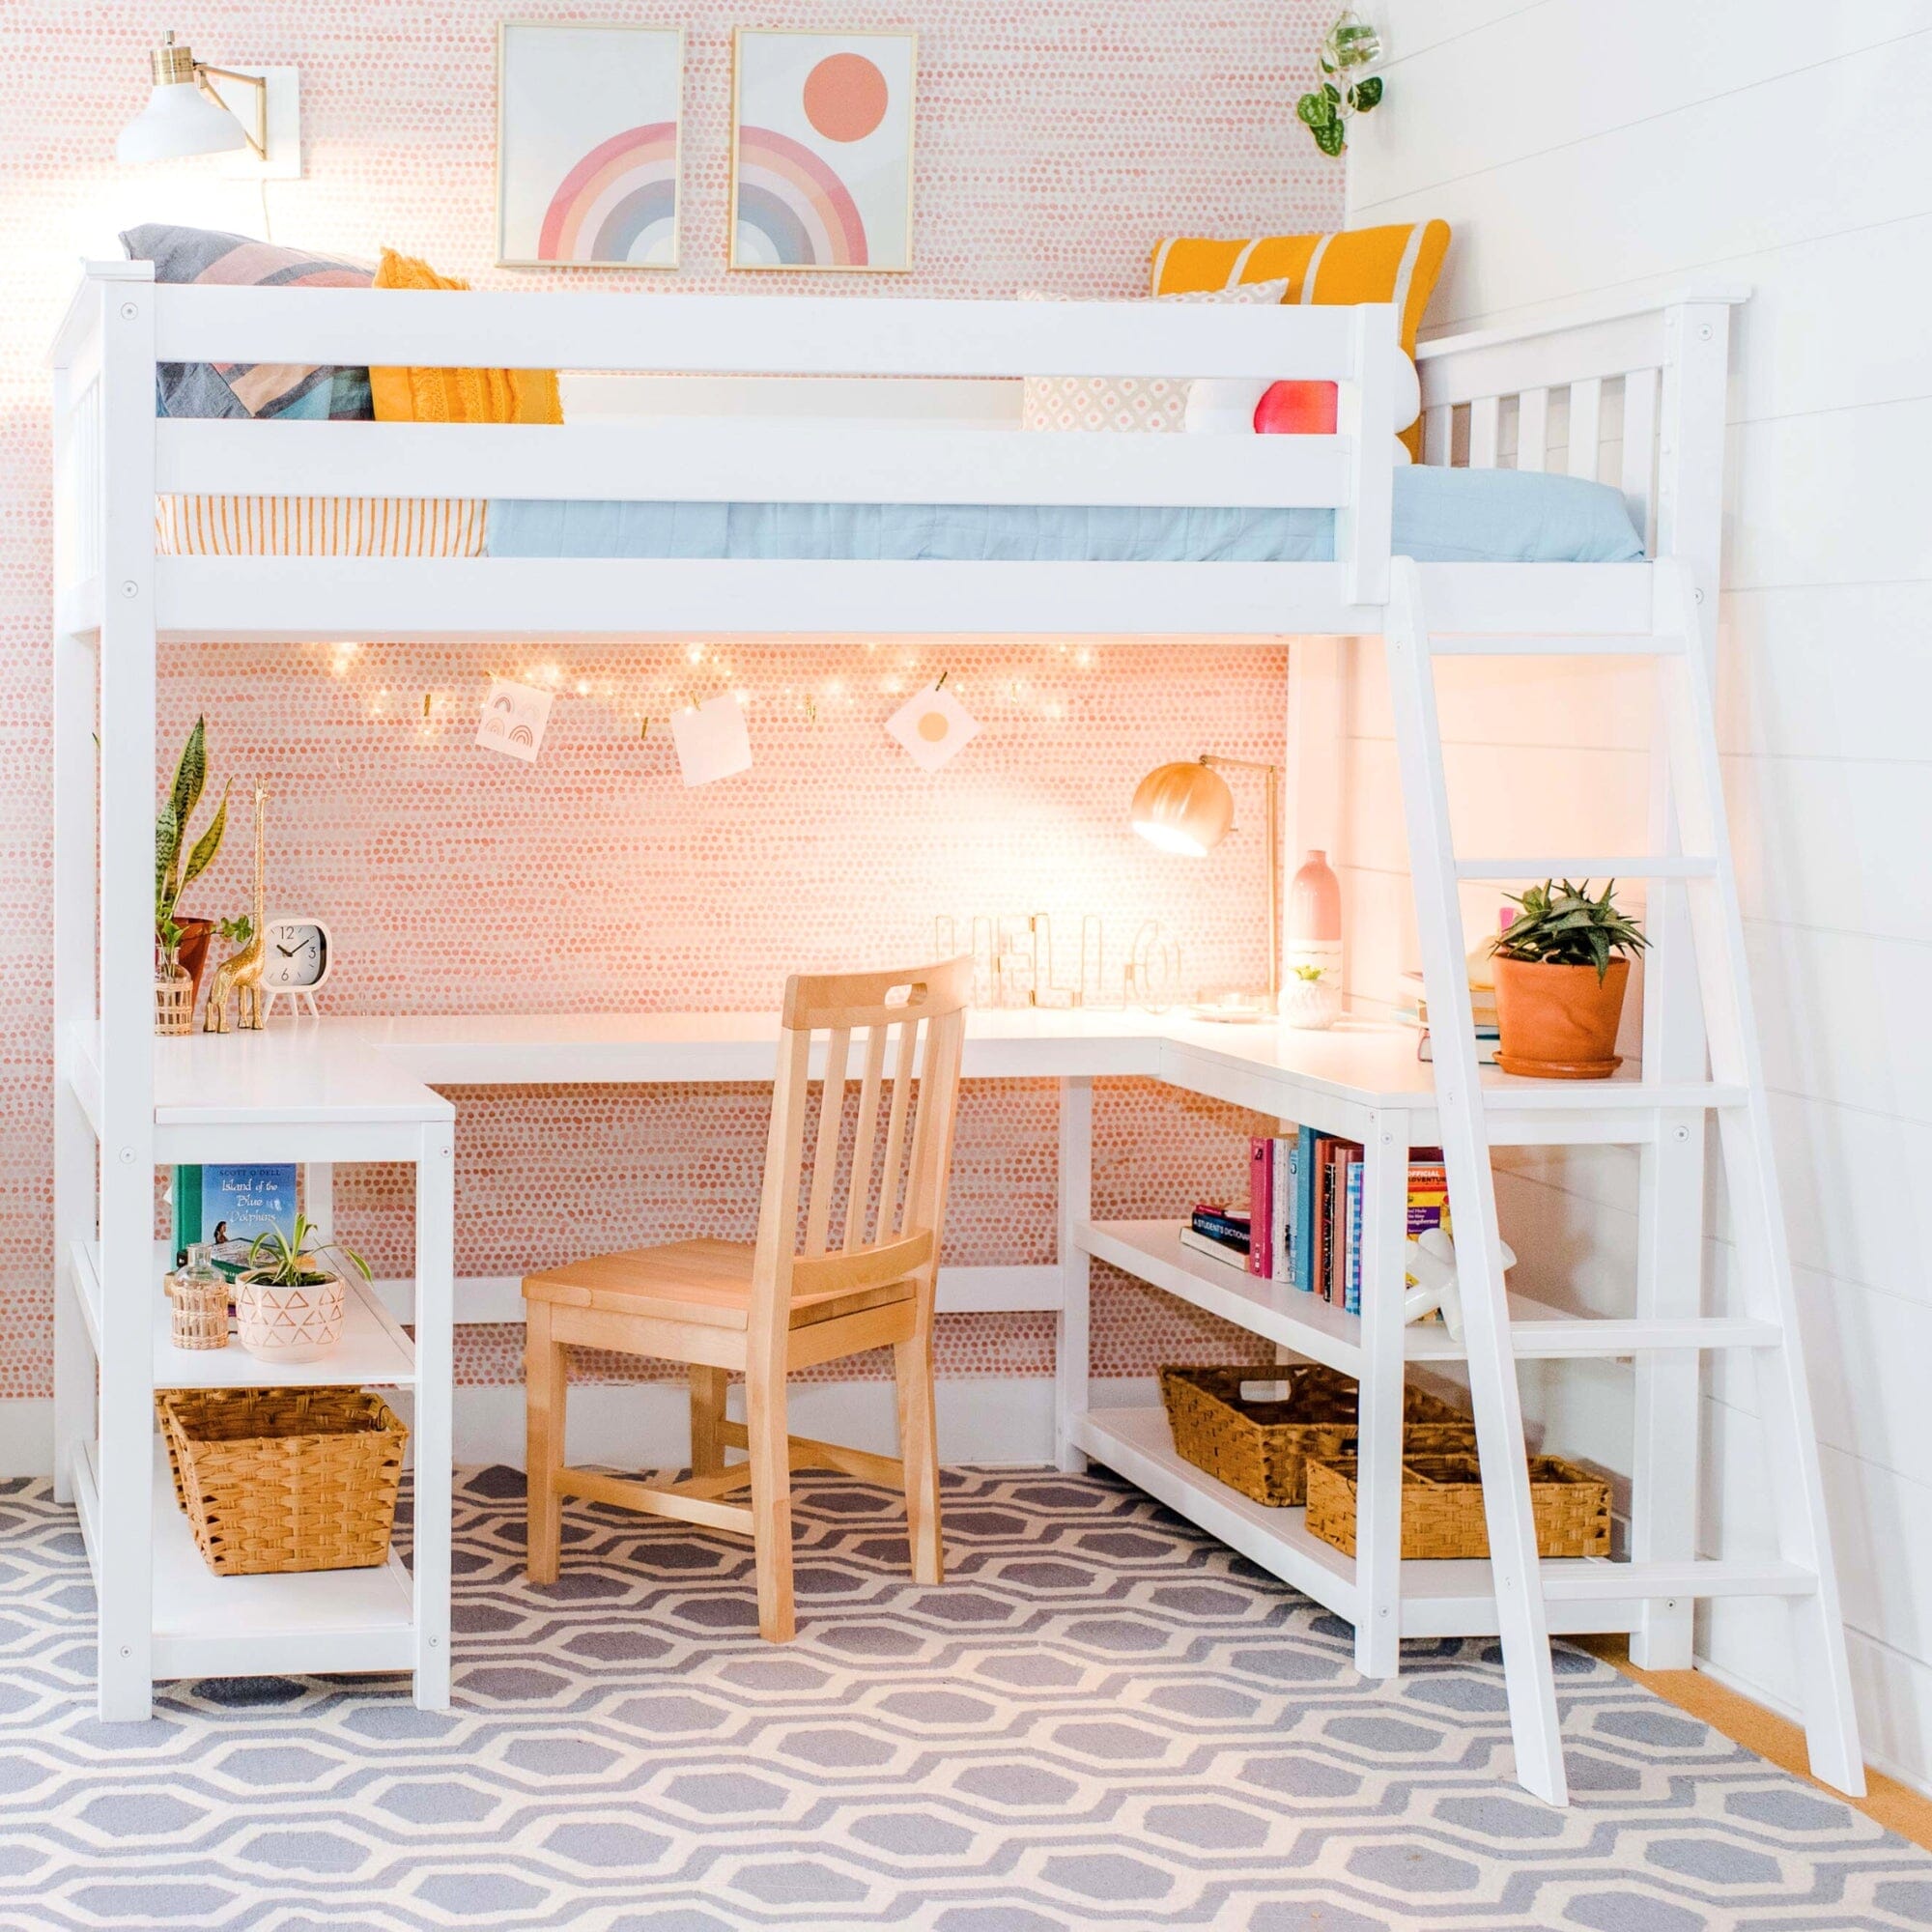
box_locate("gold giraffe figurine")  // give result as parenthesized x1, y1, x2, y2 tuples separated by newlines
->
(204, 787, 268, 1034)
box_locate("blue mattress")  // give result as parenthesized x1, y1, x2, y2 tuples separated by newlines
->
(486, 466, 1644, 566)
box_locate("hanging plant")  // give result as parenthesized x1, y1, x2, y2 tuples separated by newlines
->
(1296, 11, 1385, 157)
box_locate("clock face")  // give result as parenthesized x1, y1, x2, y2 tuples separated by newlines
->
(263, 919, 331, 990)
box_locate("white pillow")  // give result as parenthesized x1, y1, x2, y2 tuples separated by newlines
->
(1020, 278, 1290, 433)
(1184, 378, 1271, 435)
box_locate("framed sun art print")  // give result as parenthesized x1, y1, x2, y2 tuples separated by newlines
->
(729, 28, 918, 273)
(497, 21, 685, 270)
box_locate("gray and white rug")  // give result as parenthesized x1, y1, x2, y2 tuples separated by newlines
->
(2, 1465, 1929, 1931)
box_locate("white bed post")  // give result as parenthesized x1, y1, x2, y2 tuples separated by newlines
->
(1629, 300, 1730, 1671)
(96, 268, 160, 1720)
(1354, 1109, 1410, 1678)
(1335, 303, 1397, 610)
(412, 1125, 455, 1709)
(1056, 1075, 1093, 1473)
(51, 364, 98, 1510)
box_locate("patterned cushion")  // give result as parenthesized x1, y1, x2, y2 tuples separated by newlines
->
(1151, 222, 1450, 452)
(369, 249, 563, 425)
(1020, 279, 1290, 433)
(120, 223, 375, 420)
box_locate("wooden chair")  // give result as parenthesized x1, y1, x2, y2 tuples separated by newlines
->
(522, 957, 972, 1640)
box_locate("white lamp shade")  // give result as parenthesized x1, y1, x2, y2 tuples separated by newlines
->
(117, 80, 248, 163)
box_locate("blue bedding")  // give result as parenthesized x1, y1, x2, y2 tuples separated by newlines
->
(486, 466, 1644, 566)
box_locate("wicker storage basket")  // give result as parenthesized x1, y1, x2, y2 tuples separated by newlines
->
(1159, 1363, 1477, 1507)
(156, 1386, 408, 1577)
(1303, 1451, 1612, 1560)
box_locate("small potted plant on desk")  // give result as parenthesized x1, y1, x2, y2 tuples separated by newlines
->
(1491, 879, 1648, 1079)
(236, 1213, 372, 1365)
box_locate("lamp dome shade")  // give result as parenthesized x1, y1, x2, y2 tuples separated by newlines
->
(1130, 760, 1236, 857)
(118, 79, 248, 163)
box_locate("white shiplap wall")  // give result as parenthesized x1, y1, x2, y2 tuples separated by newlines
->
(1345, 0, 1932, 1787)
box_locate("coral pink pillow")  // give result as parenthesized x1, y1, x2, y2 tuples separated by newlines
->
(1254, 381, 1339, 435)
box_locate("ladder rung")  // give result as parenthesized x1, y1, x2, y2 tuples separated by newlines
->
(1501, 1317, 1780, 1359)
(1455, 856, 1718, 880)
(1427, 634, 1689, 657)
(1541, 1559, 1816, 1603)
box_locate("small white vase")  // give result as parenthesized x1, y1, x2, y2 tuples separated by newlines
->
(236, 1267, 345, 1365)
(1281, 975, 1344, 1031)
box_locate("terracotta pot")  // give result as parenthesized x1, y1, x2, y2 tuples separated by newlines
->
(236, 1265, 345, 1365)
(1492, 955, 1631, 1079)
(175, 917, 214, 1001)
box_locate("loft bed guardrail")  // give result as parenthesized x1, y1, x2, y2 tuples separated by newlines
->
(50, 267, 1741, 643)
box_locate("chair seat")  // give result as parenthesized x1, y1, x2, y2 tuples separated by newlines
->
(523, 1237, 917, 1330)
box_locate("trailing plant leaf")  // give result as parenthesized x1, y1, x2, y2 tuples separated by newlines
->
(180, 780, 230, 895)
(246, 1211, 372, 1289)
(1296, 90, 1333, 128)
(1492, 879, 1648, 982)
(217, 912, 253, 947)
(1350, 75, 1383, 110)
(1313, 120, 1347, 156)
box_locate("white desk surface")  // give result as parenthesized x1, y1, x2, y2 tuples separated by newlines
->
(139, 1009, 1711, 1140)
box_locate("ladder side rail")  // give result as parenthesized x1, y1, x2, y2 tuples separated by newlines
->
(1353, 1107, 1410, 1679)
(1628, 302, 1731, 1670)
(1654, 563, 1864, 1795)
(1386, 559, 1568, 1805)
(96, 275, 160, 1719)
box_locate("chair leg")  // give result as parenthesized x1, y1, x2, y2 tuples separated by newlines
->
(895, 1331, 944, 1585)
(525, 1299, 567, 1585)
(745, 1362, 796, 1641)
(690, 1365, 728, 1478)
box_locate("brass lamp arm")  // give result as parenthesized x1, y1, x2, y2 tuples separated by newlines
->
(195, 64, 268, 159)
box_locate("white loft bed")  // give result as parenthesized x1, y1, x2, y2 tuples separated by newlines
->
(51, 268, 1864, 1810)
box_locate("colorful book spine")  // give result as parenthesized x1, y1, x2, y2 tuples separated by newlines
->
(1248, 1137, 1273, 1279)
(1293, 1125, 1322, 1293)
(1345, 1155, 1364, 1316)
(1179, 1226, 1251, 1271)
(1318, 1143, 1340, 1302)
(1189, 1208, 1252, 1252)
(1270, 1134, 1295, 1283)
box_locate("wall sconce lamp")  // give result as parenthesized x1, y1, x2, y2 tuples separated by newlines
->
(1130, 753, 1281, 1009)
(118, 31, 299, 176)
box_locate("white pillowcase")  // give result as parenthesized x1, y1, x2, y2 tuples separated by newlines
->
(1020, 278, 1290, 433)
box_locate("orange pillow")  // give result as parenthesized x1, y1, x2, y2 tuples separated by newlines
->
(369, 248, 563, 425)
(1151, 222, 1449, 452)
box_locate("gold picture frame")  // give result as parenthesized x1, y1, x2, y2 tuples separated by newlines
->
(728, 27, 918, 274)
(497, 19, 685, 271)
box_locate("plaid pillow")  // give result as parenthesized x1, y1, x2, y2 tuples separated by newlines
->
(121, 224, 375, 420)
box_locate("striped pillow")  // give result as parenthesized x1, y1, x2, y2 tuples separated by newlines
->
(121, 224, 376, 420)
(156, 497, 487, 557)
(1151, 223, 1449, 452)
(1019, 279, 1290, 433)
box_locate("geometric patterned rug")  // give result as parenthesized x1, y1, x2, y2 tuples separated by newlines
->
(3, 1466, 1930, 1931)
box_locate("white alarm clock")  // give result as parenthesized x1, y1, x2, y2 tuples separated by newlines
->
(260, 917, 333, 1020)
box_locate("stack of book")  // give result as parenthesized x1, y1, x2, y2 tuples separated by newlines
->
(1181, 1133, 1454, 1318)
(1394, 969, 1501, 1065)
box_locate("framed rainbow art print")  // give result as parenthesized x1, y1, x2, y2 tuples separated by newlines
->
(729, 28, 917, 273)
(497, 21, 685, 270)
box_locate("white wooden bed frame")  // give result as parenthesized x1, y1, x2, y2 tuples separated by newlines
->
(53, 267, 1864, 1808)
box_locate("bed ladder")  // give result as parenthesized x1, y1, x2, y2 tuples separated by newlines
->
(1383, 555, 1863, 1807)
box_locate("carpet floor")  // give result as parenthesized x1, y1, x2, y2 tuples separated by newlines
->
(3, 1464, 1930, 1932)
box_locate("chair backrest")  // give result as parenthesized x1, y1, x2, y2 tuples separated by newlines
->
(750, 956, 974, 1337)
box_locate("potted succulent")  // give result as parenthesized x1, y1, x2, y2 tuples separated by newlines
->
(1281, 961, 1344, 1031)
(1491, 879, 1648, 1079)
(236, 1212, 372, 1364)
(155, 716, 231, 1030)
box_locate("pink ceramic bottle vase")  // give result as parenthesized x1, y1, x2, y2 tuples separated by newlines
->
(1282, 849, 1345, 1028)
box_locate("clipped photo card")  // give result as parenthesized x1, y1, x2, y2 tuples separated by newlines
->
(476, 677, 554, 763)
(670, 693, 753, 786)
(886, 680, 980, 772)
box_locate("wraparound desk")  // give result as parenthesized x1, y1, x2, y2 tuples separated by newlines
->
(61, 1007, 1701, 1710)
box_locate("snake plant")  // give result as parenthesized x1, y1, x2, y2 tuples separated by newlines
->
(154, 716, 230, 967)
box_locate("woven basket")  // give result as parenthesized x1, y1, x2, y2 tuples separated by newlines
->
(1159, 1363, 1477, 1507)
(156, 1386, 408, 1577)
(1303, 1451, 1612, 1560)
